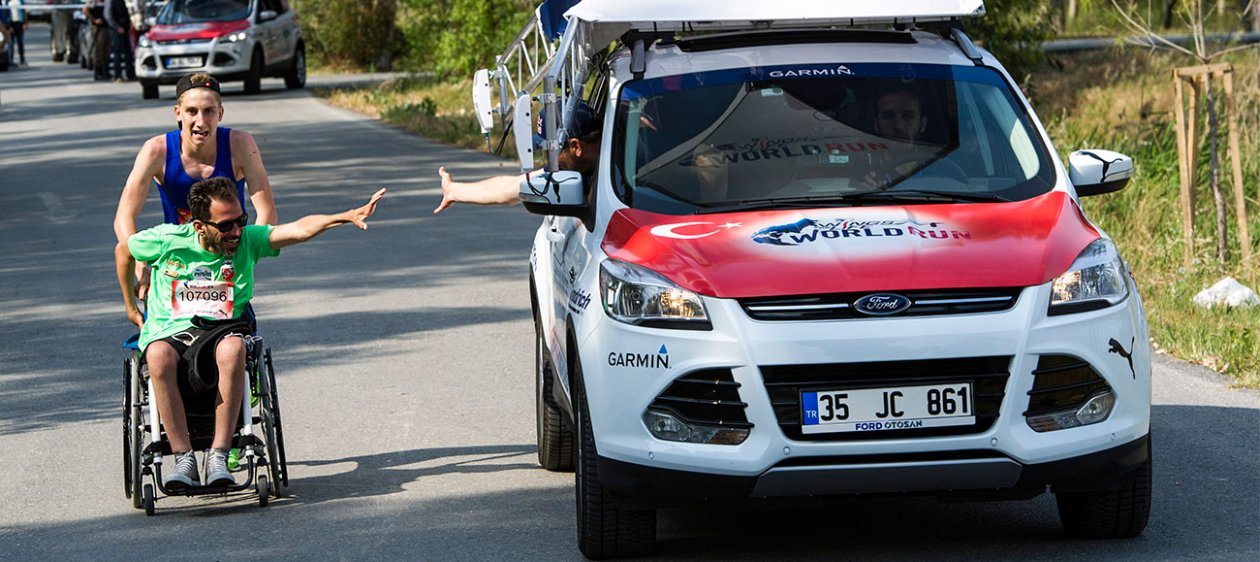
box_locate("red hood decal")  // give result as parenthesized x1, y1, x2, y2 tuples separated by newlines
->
(148, 20, 250, 42)
(601, 192, 1100, 298)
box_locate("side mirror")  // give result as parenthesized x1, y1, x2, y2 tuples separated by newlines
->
(520, 171, 588, 218)
(258, 10, 278, 23)
(471, 69, 494, 136)
(1068, 150, 1133, 196)
(513, 94, 534, 174)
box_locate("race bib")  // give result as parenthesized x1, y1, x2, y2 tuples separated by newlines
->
(171, 279, 235, 319)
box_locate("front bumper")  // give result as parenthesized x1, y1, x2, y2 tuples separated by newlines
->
(576, 279, 1151, 493)
(597, 433, 1151, 506)
(135, 38, 255, 83)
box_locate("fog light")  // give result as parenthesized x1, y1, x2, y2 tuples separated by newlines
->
(644, 409, 749, 445)
(1026, 391, 1115, 432)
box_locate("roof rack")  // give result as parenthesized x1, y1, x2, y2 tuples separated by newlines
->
(472, 0, 987, 173)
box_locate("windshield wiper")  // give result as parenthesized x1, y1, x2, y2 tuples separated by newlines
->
(695, 190, 1007, 214)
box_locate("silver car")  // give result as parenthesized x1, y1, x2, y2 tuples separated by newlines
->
(134, 0, 304, 99)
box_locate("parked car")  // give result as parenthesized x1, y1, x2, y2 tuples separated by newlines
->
(134, 0, 303, 99)
(498, 0, 1153, 557)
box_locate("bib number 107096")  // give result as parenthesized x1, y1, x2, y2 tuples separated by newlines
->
(171, 279, 234, 320)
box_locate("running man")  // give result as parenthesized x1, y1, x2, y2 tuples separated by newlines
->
(114, 73, 279, 299)
(115, 177, 385, 489)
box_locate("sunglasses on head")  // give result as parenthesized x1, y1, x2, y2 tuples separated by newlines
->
(202, 212, 248, 232)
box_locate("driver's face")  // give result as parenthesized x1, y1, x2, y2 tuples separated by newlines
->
(875, 91, 926, 143)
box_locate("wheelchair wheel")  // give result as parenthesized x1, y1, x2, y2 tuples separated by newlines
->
(142, 483, 155, 516)
(257, 474, 269, 507)
(263, 348, 288, 491)
(123, 357, 143, 509)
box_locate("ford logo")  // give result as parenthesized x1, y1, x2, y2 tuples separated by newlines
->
(854, 294, 912, 316)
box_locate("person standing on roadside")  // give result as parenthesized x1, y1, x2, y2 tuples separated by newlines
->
(85, 0, 110, 81)
(50, 0, 76, 62)
(104, 0, 134, 82)
(5, 0, 26, 67)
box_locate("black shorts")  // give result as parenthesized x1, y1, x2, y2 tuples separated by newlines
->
(149, 326, 250, 409)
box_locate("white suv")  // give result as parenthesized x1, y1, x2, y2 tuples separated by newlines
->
(511, 1, 1151, 558)
(135, 0, 304, 99)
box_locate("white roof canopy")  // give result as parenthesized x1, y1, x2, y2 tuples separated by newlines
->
(566, 0, 985, 29)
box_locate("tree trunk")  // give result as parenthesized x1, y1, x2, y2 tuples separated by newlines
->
(1251, 1, 1260, 31)
(1204, 73, 1229, 266)
(1164, 0, 1180, 29)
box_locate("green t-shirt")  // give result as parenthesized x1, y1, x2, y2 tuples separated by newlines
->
(128, 223, 279, 351)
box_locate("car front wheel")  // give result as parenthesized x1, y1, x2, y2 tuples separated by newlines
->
(574, 356, 655, 559)
(1055, 437, 1153, 538)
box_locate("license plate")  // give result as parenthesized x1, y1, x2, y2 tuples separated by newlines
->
(801, 382, 975, 434)
(166, 56, 202, 69)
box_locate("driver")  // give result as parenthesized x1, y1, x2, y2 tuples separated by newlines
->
(115, 178, 384, 490)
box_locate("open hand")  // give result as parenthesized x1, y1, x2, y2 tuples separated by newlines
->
(433, 166, 457, 215)
(348, 188, 387, 230)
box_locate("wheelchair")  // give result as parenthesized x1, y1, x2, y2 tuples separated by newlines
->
(122, 332, 289, 515)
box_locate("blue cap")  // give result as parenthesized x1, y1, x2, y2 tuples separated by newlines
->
(534, 101, 599, 148)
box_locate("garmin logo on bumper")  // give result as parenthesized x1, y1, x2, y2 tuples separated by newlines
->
(608, 345, 670, 369)
(854, 294, 912, 316)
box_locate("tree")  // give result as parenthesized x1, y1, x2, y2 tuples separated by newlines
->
(966, 0, 1056, 85)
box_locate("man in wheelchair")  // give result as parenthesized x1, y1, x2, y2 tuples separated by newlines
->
(115, 177, 385, 490)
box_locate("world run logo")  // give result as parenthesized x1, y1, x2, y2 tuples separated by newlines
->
(752, 218, 972, 246)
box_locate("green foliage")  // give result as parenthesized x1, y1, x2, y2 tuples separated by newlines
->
(966, 0, 1057, 85)
(431, 0, 533, 78)
(296, 0, 403, 70)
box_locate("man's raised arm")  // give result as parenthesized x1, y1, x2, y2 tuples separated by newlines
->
(268, 188, 386, 250)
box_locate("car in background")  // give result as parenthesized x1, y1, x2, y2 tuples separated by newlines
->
(134, 0, 304, 99)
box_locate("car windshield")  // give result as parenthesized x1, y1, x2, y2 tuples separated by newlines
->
(157, 0, 253, 24)
(614, 63, 1056, 214)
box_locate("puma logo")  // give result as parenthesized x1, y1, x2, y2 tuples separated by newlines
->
(1109, 337, 1136, 379)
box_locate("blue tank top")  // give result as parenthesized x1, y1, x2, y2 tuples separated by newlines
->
(158, 127, 247, 224)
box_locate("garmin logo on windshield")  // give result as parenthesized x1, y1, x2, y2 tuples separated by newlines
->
(854, 294, 913, 316)
(768, 65, 853, 78)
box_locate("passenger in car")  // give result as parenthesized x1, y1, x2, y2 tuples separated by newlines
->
(433, 102, 602, 214)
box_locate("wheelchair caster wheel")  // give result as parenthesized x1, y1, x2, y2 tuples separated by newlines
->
(142, 484, 155, 516)
(257, 475, 269, 507)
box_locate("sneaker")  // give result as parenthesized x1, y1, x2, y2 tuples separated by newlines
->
(164, 451, 201, 490)
(205, 449, 235, 487)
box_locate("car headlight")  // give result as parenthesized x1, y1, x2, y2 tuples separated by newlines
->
(600, 259, 711, 330)
(219, 31, 249, 44)
(137, 34, 151, 48)
(1049, 238, 1129, 315)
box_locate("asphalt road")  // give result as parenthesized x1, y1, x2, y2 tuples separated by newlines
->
(2, 23, 1257, 561)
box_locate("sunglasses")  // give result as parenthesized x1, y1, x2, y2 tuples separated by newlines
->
(202, 212, 248, 232)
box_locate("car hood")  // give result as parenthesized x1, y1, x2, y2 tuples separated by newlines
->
(148, 20, 250, 42)
(600, 191, 1100, 299)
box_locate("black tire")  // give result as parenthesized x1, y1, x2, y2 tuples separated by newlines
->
(536, 314, 574, 472)
(142, 483, 156, 516)
(264, 348, 288, 488)
(243, 49, 263, 94)
(257, 475, 269, 507)
(125, 357, 144, 509)
(123, 358, 134, 501)
(574, 358, 655, 559)
(1056, 442, 1153, 538)
(141, 81, 159, 100)
(258, 354, 283, 497)
(283, 45, 305, 89)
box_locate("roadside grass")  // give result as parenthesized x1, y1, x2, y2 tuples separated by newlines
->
(312, 49, 1260, 387)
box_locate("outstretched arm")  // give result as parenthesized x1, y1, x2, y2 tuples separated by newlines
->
(432, 166, 523, 214)
(268, 188, 386, 250)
